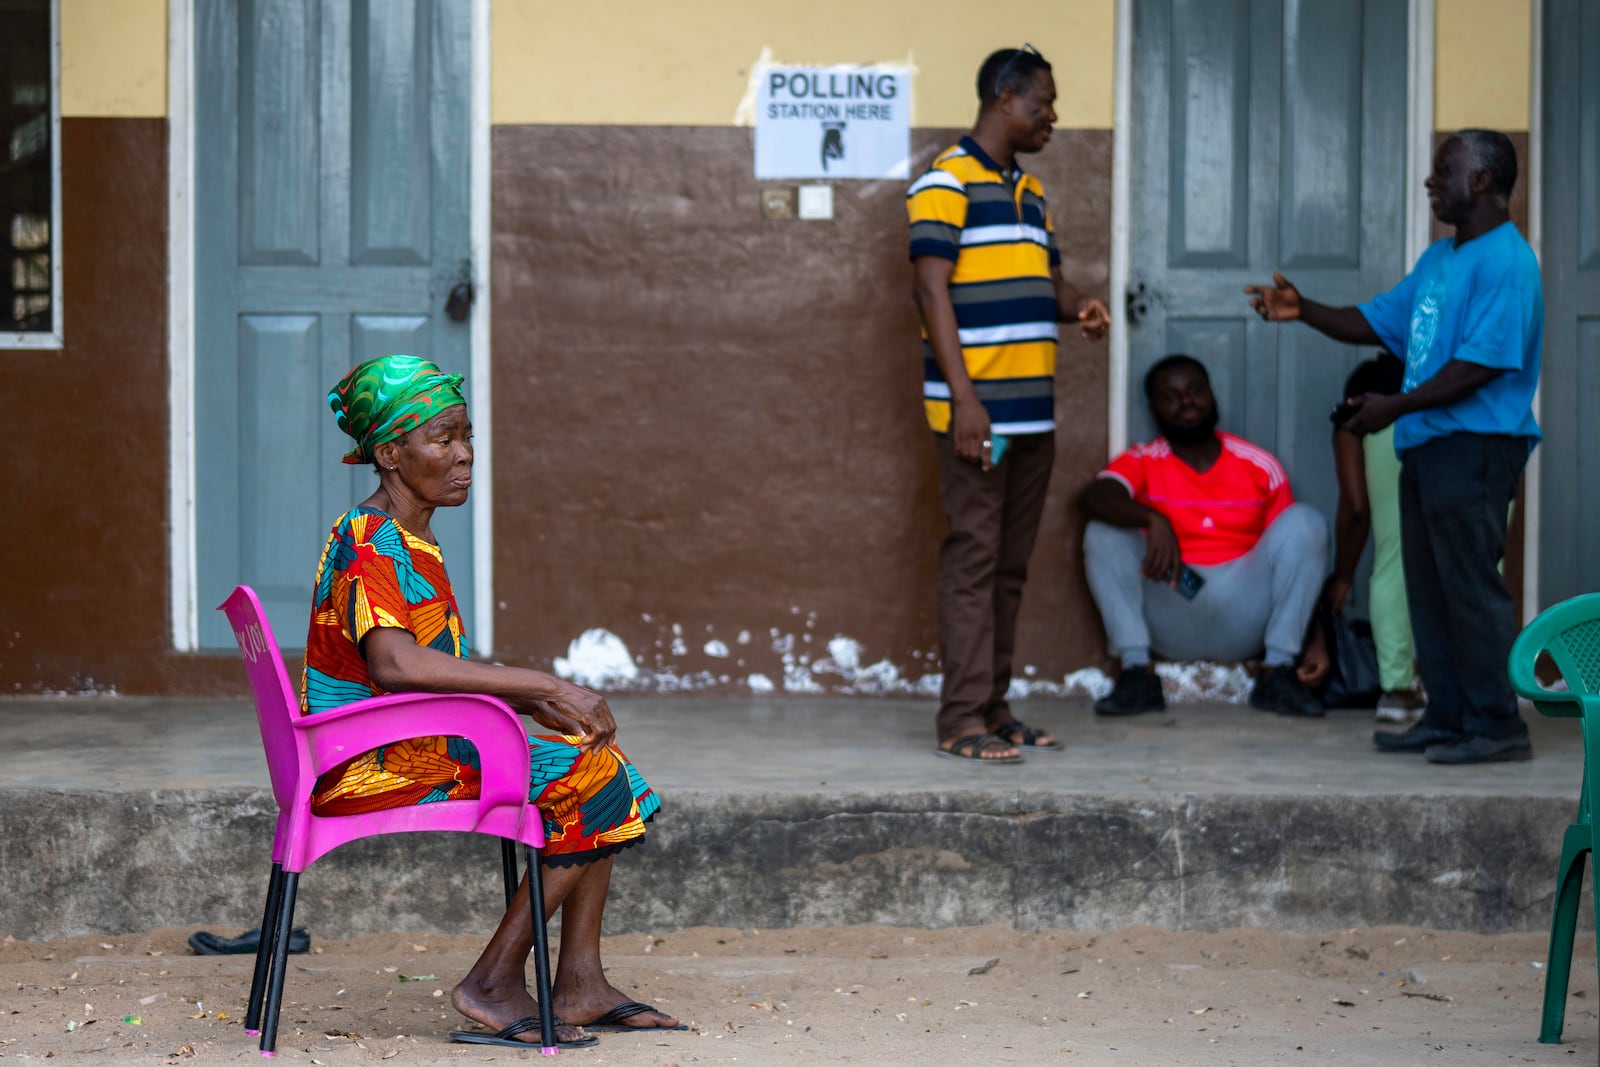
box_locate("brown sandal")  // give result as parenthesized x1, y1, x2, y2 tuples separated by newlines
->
(934, 732, 1024, 764)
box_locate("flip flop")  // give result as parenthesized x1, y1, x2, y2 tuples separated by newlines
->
(934, 732, 1023, 764)
(995, 719, 1063, 751)
(448, 1015, 599, 1049)
(187, 926, 310, 955)
(581, 1000, 689, 1032)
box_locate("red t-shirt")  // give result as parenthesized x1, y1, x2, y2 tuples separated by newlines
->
(1099, 432, 1293, 565)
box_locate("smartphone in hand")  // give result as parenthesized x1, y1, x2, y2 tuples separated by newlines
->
(989, 433, 1010, 465)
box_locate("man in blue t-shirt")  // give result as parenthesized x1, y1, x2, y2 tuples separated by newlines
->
(1244, 129, 1541, 764)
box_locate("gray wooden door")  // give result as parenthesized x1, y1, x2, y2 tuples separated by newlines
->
(1128, 0, 1409, 530)
(195, 0, 474, 649)
(1537, 0, 1600, 607)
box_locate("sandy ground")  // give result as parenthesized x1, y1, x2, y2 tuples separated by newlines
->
(0, 925, 1595, 1066)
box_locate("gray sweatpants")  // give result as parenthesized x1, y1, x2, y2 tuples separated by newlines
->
(1083, 503, 1329, 668)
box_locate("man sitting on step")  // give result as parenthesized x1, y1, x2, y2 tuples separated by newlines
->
(1081, 354, 1329, 718)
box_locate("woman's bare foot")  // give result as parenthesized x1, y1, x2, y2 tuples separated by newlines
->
(452, 977, 588, 1044)
(552, 972, 680, 1030)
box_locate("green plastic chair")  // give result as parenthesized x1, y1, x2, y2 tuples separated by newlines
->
(1507, 591, 1600, 1043)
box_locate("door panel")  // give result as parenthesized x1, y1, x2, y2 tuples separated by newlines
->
(1279, 0, 1363, 269)
(238, 0, 320, 265)
(351, 0, 432, 264)
(1167, 0, 1252, 268)
(1539, 0, 1600, 604)
(197, 0, 473, 649)
(1130, 0, 1408, 560)
(237, 315, 323, 614)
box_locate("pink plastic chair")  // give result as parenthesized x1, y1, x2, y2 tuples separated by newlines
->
(219, 586, 560, 1056)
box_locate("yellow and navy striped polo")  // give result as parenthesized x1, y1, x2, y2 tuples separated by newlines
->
(907, 136, 1061, 435)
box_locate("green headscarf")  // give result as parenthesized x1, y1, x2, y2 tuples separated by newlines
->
(329, 354, 466, 465)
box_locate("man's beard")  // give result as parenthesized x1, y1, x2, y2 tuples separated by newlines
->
(1156, 406, 1219, 446)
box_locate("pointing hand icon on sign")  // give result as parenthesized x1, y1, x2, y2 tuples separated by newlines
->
(821, 122, 846, 171)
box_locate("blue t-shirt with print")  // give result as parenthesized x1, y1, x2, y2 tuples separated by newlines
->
(1357, 221, 1542, 454)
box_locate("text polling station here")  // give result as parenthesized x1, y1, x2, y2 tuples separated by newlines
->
(755, 65, 911, 180)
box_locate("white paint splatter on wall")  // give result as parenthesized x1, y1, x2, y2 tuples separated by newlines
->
(553, 629, 639, 687)
(550, 623, 1258, 703)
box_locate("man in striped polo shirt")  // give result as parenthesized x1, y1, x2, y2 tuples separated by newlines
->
(1081, 355, 1329, 718)
(910, 45, 1110, 764)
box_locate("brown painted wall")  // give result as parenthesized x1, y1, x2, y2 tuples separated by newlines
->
(490, 125, 1113, 688)
(0, 122, 1530, 697)
(1, 119, 241, 696)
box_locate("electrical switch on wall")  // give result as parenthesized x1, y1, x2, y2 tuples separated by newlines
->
(797, 185, 834, 220)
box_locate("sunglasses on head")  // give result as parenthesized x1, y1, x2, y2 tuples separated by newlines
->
(993, 43, 1040, 98)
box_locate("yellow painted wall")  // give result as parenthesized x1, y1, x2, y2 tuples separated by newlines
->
(1434, 0, 1531, 131)
(60, 0, 166, 118)
(46, 1, 1532, 135)
(491, 0, 1115, 129)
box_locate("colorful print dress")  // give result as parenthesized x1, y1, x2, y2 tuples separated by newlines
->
(301, 507, 658, 864)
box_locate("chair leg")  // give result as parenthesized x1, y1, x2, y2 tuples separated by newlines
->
(501, 839, 520, 907)
(525, 846, 558, 1055)
(1539, 835, 1589, 1043)
(258, 870, 301, 1057)
(245, 862, 286, 1036)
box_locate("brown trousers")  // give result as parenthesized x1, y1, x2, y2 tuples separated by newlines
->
(933, 430, 1055, 743)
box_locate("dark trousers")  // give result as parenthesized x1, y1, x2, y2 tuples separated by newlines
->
(1399, 433, 1531, 740)
(934, 430, 1054, 742)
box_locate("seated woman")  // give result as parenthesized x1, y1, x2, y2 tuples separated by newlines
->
(303, 354, 679, 1048)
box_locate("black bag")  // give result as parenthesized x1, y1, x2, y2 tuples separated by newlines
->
(1317, 605, 1382, 709)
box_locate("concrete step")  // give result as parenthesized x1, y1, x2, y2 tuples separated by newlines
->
(0, 697, 1586, 940)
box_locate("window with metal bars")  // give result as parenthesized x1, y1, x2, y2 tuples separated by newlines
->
(1, 0, 57, 343)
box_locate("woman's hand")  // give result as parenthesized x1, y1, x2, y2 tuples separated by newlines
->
(531, 683, 618, 753)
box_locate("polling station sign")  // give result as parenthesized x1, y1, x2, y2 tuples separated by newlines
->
(755, 65, 911, 180)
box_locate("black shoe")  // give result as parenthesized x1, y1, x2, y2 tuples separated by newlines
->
(188, 926, 311, 956)
(1248, 666, 1324, 717)
(1424, 733, 1533, 764)
(1373, 721, 1464, 753)
(1094, 666, 1166, 716)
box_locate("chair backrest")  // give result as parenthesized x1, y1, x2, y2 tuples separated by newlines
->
(1509, 592, 1600, 715)
(218, 586, 308, 813)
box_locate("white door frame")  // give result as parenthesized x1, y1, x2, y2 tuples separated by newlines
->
(1522, 0, 1543, 621)
(166, 0, 495, 652)
(1108, 0, 1437, 458)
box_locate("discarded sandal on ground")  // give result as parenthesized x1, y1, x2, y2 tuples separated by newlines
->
(187, 926, 310, 955)
(582, 1000, 689, 1032)
(449, 1016, 599, 1049)
(934, 733, 1023, 764)
(995, 719, 1063, 751)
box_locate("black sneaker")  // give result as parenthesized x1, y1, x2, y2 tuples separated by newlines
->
(1424, 733, 1533, 764)
(1249, 666, 1324, 717)
(1094, 665, 1166, 716)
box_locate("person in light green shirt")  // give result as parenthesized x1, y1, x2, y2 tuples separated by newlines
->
(1326, 353, 1421, 721)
